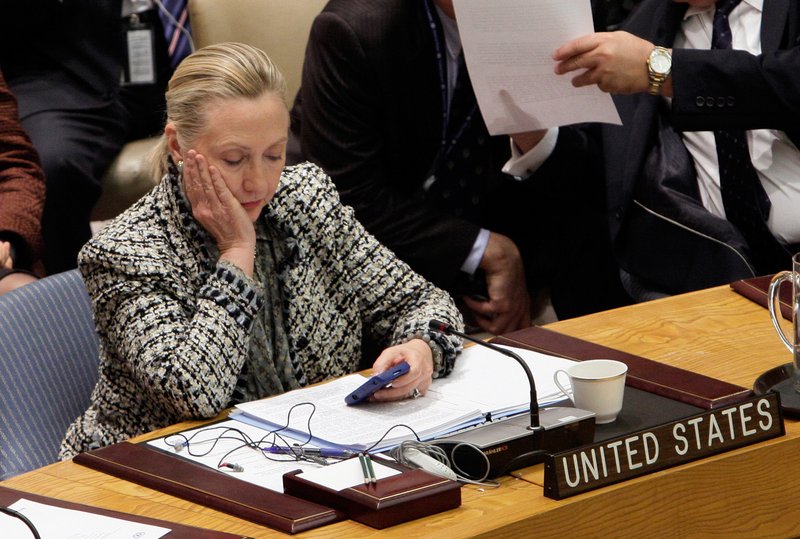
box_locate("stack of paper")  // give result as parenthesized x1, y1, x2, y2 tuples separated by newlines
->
(232, 345, 575, 453)
(428, 343, 574, 418)
(233, 376, 485, 453)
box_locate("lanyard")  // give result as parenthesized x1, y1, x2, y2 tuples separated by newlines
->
(422, 0, 478, 163)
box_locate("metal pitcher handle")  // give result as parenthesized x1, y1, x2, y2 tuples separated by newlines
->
(768, 271, 793, 353)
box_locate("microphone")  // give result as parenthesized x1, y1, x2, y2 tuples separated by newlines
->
(427, 320, 595, 480)
(429, 320, 542, 431)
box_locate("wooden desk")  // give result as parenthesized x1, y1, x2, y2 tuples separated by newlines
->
(4, 286, 800, 538)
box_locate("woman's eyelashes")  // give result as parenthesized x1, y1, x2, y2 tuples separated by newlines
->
(221, 154, 281, 166)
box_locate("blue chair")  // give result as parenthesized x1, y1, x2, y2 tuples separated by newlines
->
(0, 269, 99, 480)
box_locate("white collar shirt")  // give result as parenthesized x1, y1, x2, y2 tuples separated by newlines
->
(676, 0, 800, 244)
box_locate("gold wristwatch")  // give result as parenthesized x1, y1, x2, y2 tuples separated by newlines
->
(646, 46, 672, 96)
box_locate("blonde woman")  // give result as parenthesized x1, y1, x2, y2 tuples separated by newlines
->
(61, 43, 463, 458)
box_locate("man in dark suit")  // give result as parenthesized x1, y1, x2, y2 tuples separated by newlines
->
(515, 0, 800, 299)
(0, 1, 173, 274)
(289, 0, 628, 333)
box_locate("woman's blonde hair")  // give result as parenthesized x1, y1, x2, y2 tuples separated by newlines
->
(150, 42, 287, 179)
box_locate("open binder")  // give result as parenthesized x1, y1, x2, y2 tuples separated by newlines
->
(230, 345, 577, 453)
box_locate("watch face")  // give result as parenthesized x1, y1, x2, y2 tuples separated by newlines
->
(650, 51, 671, 74)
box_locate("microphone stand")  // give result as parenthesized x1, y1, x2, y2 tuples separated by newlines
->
(429, 320, 542, 431)
(427, 319, 595, 479)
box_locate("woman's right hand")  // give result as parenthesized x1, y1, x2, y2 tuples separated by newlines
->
(183, 150, 257, 277)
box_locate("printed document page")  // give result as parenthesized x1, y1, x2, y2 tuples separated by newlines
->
(233, 345, 576, 452)
(234, 376, 484, 452)
(453, 0, 621, 134)
(427, 344, 574, 418)
(1, 498, 169, 539)
(147, 419, 323, 492)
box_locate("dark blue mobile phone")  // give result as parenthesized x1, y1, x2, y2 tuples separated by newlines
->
(344, 361, 411, 405)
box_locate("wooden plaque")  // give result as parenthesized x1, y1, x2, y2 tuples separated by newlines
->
(544, 392, 785, 499)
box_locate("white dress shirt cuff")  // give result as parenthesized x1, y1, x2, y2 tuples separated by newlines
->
(460, 228, 490, 275)
(502, 127, 559, 180)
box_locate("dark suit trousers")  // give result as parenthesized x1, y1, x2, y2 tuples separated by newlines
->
(23, 106, 127, 273)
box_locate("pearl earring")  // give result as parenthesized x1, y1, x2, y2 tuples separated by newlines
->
(177, 160, 184, 173)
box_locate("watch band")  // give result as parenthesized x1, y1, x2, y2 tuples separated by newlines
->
(647, 73, 667, 96)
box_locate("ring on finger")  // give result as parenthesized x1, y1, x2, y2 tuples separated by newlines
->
(410, 388, 422, 399)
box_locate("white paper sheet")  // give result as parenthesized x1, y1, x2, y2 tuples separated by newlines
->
(232, 345, 576, 452)
(1, 498, 169, 539)
(427, 344, 575, 417)
(146, 419, 323, 492)
(233, 376, 484, 452)
(453, 0, 621, 134)
(297, 458, 401, 492)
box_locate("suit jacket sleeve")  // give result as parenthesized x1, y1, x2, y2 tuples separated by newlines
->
(0, 68, 44, 267)
(297, 166, 464, 376)
(671, 46, 800, 134)
(296, 11, 480, 291)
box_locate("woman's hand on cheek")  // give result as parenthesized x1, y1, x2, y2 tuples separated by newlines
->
(184, 150, 256, 276)
(370, 339, 434, 402)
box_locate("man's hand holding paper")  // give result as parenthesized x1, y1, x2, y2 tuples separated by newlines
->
(452, 0, 621, 135)
(553, 31, 668, 96)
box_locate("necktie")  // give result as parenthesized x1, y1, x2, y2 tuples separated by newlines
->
(711, 0, 788, 273)
(157, 0, 192, 68)
(711, 0, 740, 49)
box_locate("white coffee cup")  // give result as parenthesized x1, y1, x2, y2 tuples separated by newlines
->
(553, 359, 628, 424)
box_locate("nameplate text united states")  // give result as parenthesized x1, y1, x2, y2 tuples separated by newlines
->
(544, 392, 784, 499)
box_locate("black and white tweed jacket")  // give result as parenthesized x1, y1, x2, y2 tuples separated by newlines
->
(60, 162, 462, 458)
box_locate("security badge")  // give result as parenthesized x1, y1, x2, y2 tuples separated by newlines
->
(122, 0, 156, 85)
